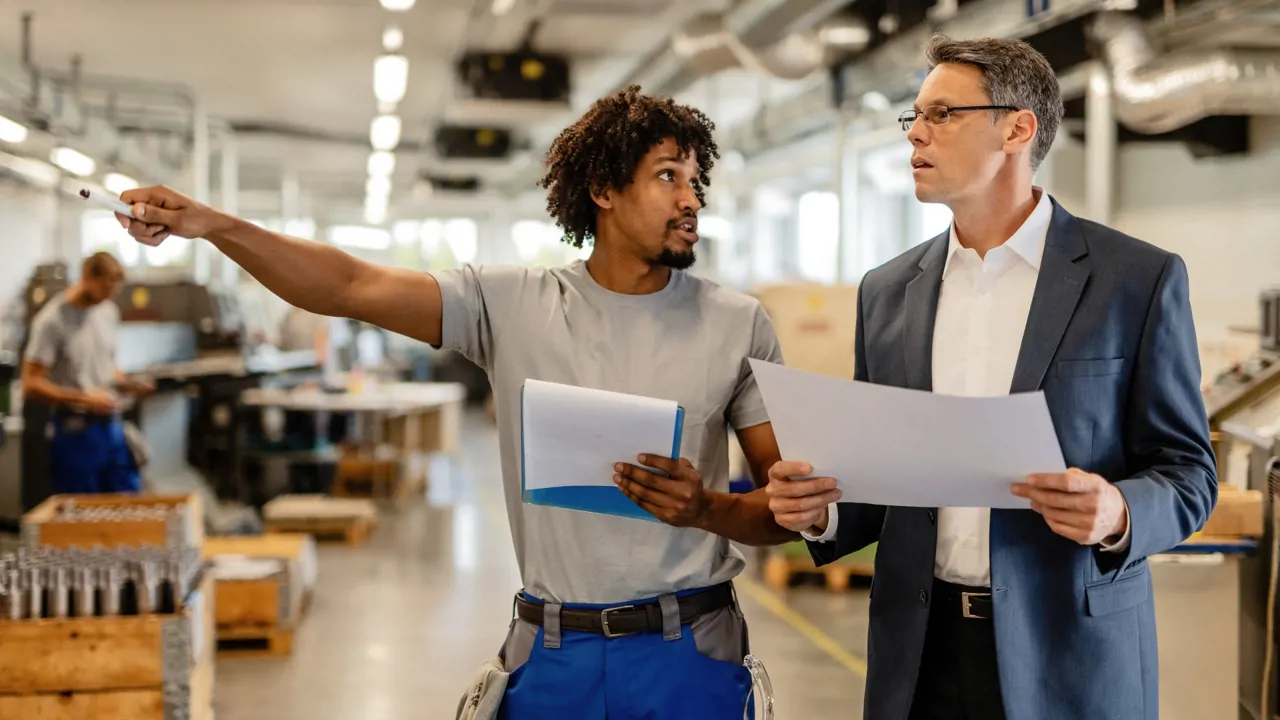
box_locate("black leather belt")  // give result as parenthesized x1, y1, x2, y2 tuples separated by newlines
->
(933, 579, 994, 620)
(515, 584, 735, 638)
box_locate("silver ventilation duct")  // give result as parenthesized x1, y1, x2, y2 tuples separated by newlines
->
(1090, 11, 1280, 134)
(670, 12, 872, 83)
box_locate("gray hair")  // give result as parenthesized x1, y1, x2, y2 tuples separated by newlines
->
(925, 34, 1064, 171)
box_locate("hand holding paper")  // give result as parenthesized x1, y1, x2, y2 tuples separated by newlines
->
(765, 461, 841, 534)
(614, 455, 708, 527)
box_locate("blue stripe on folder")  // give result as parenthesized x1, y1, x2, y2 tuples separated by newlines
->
(519, 383, 684, 523)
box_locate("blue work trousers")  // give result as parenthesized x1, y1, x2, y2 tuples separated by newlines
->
(497, 586, 755, 720)
(50, 414, 140, 494)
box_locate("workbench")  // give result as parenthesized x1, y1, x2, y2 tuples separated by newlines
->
(237, 382, 467, 500)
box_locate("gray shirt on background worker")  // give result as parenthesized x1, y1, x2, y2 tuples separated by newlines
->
(436, 260, 782, 604)
(26, 294, 120, 394)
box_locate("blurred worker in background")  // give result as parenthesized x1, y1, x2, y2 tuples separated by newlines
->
(115, 85, 807, 719)
(21, 252, 153, 494)
(766, 34, 1216, 720)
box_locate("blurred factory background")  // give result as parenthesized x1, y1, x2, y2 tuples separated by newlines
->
(0, 0, 1276, 719)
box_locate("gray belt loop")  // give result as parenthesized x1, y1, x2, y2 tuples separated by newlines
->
(659, 594, 682, 641)
(543, 602, 563, 649)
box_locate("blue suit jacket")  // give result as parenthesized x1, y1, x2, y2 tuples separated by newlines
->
(808, 198, 1218, 720)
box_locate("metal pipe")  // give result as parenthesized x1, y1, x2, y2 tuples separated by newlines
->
(1090, 11, 1280, 134)
(1085, 62, 1116, 225)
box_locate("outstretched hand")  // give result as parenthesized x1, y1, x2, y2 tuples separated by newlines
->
(614, 454, 708, 528)
(117, 186, 228, 246)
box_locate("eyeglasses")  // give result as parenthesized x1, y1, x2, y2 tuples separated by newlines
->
(898, 104, 1020, 131)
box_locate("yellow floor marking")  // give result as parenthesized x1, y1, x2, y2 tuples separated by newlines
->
(736, 575, 869, 678)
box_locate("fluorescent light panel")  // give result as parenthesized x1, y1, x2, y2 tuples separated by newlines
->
(492, 0, 516, 15)
(380, 0, 415, 9)
(374, 55, 409, 105)
(51, 147, 96, 177)
(383, 26, 404, 52)
(367, 151, 396, 177)
(103, 172, 140, 195)
(0, 115, 27, 144)
(366, 175, 391, 198)
(370, 115, 401, 151)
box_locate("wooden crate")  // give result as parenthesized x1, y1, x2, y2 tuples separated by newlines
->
(0, 573, 215, 719)
(203, 534, 312, 653)
(22, 493, 204, 551)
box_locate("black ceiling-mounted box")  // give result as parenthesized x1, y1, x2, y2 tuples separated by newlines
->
(423, 174, 482, 193)
(456, 51, 570, 103)
(434, 125, 513, 160)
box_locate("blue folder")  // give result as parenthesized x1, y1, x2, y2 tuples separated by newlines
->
(519, 384, 685, 523)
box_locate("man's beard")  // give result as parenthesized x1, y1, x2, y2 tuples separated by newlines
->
(657, 247, 696, 270)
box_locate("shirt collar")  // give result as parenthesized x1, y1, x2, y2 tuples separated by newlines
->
(943, 188, 1054, 277)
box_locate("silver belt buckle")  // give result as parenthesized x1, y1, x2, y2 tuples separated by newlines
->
(961, 592, 989, 619)
(601, 605, 635, 638)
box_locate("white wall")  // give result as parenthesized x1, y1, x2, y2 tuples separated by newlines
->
(0, 183, 63, 309)
(1046, 117, 1280, 371)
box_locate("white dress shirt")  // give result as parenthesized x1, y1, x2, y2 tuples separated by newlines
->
(804, 188, 1128, 587)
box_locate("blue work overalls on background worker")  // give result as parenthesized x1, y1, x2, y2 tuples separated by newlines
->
(111, 86, 820, 719)
(21, 252, 152, 495)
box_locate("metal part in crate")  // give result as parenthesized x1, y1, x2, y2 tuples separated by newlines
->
(0, 545, 203, 621)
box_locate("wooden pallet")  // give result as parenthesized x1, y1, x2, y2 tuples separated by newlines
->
(263, 515, 374, 545)
(216, 625, 295, 657)
(763, 552, 874, 592)
(262, 495, 379, 546)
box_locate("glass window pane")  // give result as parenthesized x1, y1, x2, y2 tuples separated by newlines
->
(796, 191, 839, 284)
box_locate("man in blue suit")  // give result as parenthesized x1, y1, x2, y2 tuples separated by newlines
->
(766, 34, 1217, 720)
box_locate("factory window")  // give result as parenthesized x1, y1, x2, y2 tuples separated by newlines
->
(80, 210, 139, 267)
(511, 220, 585, 266)
(328, 225, 391, 250)
(796, 191, 839, 285)
(443, 218, 478, 264)
(142, 235, 192, 267)
(920, 203, 952, 242)
(421, 220, 443, 260)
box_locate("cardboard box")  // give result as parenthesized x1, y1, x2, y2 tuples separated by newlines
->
(1201, 486, 1264, 537)
(752, 283, 859, 379)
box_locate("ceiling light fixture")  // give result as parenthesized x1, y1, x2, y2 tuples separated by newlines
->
(103, 172, 140, 195)
(374, 54, 409, 105)
(379, 0, 415, 10)
(366, 175, 392, 198)
(491, 0, 516, 15)
(383, 26, 404, 52)
(370, 114, 402, 151)
(367, 150, 396, 177)
(0, 115, 28, 144)
(363, 197, 389, 227)
(50, 147, 96, 177)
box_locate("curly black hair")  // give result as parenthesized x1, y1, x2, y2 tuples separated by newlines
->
(537, 85, 719, 248)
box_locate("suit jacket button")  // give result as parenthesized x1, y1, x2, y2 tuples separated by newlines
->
(927, 510, 936, 523)
(919, 590, 928, 605)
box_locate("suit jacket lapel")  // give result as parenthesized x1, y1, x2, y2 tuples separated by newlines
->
(904, 234, 949, 391)
(1009, 201, 1092, 394)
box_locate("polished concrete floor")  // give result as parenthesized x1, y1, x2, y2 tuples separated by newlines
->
(215, 410, 871, 720)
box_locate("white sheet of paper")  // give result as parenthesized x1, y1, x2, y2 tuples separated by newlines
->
(749, 359, 1065, 508)
(521, 379, 681, 491)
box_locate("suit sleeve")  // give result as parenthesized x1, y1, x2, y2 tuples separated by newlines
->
(1100, 254, 1218, 575)
(807, 282, 887, 567)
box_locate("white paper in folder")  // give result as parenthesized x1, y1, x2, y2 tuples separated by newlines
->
(748, 359, 1064, 508)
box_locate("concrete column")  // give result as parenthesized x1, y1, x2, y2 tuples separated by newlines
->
(191, 100, 212, 284)
(218, 135, 240, 287)
(1085, 62, 1116, 225)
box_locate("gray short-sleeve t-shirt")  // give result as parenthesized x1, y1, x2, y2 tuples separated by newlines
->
(435, 261, 782, 604)
(24, 294, 119, 391)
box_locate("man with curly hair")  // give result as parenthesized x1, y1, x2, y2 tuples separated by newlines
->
(117, 85, 811, 718)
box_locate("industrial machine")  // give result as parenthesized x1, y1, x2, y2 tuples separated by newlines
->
(1207, 290, 1280, 720)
